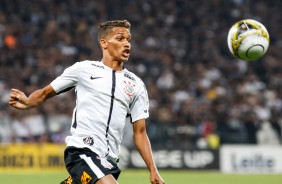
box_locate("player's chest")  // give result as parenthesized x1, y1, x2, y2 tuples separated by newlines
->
(80, 70, 138, 99)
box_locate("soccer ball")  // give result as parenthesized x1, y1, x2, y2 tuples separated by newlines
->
(227, 19, 270, 61)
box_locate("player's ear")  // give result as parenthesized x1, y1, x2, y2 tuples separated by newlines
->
(100, 39, 108, 49)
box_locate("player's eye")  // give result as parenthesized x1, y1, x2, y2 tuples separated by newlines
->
(116, 37, 123, 41)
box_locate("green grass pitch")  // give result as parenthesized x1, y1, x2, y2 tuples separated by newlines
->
(0, 169, 282, 184)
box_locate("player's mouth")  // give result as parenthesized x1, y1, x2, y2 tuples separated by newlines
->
(122, 49, 130, 58)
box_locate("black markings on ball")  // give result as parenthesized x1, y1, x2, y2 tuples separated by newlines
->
(246, 44, 264, 59)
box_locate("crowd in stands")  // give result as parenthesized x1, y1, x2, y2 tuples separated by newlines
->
(0, 0, 281, 149)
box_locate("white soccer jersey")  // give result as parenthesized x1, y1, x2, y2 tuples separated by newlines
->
(50, 60, 149, 161)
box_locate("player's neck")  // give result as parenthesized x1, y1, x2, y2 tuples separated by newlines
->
(102, 58, 124, 71)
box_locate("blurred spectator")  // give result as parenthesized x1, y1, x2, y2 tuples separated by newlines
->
(10, 112, 32, 143)
(256, 121, 281, 145)
(47, 113, 72, 143)
(4, 35, 17, 49)
(9, 109, 47, 143)
(22, 109, 47, 142)
(0, 112, 12, 143)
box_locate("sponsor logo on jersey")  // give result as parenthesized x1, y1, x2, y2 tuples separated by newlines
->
(81, 171, 92, 184)
(61, 176, 73, 184)
(83, 137, 94, 146)
(90, 76, 102, 80)
(97, 156, 114, 169)
(124, 72, 136, 81)
(124, 81, 136, 97)
(91, 63, 104, 69)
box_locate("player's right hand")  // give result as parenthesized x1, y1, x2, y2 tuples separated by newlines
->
(9, 88, 30, 110)
(150, 171, 165, 184)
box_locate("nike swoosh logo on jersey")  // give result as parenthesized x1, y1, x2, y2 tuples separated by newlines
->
(90, 76, 102, 80)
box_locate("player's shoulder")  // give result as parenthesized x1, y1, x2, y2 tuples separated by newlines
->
(71, 60, 105, 72)
(77, 60, 103, 68)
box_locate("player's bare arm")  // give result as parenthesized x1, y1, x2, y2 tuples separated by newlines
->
(133, 119, 165, 184)
(9, 84, 57, 110)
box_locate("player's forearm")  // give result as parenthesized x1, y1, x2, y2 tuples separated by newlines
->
(25, 85, 56, 108)
(27, 89, 50, 108)
(10, 85, 56, 110)
(134, 132, 158, 172)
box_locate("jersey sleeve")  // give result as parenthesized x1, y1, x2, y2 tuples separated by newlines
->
(130, 81, 150, 123)
(50, 62, 81, 94)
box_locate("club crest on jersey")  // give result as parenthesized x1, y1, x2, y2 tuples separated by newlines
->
(83, 137, 94, 146)
(124, 81, 136, 97)
(96, 156, 114, 169)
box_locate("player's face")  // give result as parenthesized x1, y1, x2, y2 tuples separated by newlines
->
(103, 27, 131, 62)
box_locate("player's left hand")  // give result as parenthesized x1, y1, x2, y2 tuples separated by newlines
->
(150, 171, 165, 184)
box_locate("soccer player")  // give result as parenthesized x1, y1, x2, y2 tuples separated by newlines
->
(9, 20, 165, 184)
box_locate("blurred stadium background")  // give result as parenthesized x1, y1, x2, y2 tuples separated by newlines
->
(0, 0, 282, 183)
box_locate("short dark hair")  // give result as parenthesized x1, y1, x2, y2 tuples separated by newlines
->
(97, 20, 131, 40)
